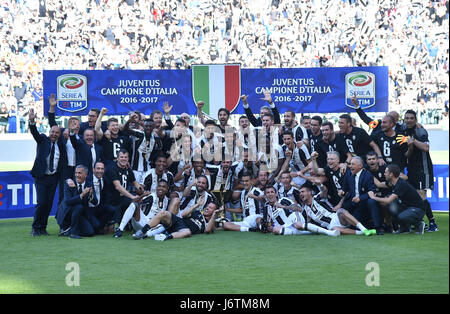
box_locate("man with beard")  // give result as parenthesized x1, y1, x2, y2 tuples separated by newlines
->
(308, 115, 323, 154)
(223, 173, 265, 232)
(371, 115, 409, 171)
(114, 179, 170, 238)
(338, 113, 384, 163)
(175, 176, 217, 232)
(132, 196, 219, 240)
(403, 110, 439, 232)
(368, 164, 426, 234)
(280, 131, 310, 187)
(95, 108, 132, 169)
(175, 159, 211, 191)
(297, 184, 376, 236)
(352, 95, 404, 135)
(315, 121, 351, 167)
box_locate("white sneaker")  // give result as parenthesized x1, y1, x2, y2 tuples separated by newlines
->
(154, 234, 168, 241)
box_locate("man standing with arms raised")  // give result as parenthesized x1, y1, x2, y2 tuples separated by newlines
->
(28, 108, 67, 236)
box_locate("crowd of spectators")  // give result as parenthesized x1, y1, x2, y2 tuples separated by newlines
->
(0, 0, 448, 133)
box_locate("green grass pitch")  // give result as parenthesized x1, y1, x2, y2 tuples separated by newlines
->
(0, 213, 448, 294)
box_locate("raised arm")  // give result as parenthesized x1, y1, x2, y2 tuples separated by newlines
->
(95, 107, 107, 141)
(28, 108, 43, 143)
(261, 90, 280, 124)
(48, 94, 58, 127)
(241, 94, 260, 127)
(197, 101, 207, 127)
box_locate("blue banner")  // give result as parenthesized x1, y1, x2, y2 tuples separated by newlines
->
(0, 171, 58, 219)
(0, 165, 447, 219)
(43, 66, 389, 117)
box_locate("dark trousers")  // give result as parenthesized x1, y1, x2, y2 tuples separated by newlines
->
(111, 198, 132, 225)
(58, 166, 75, 204)
(67, 204, 95, 237)
(389, 200, 425, 230)
(344, 198, 382, 229)
(91, 204, 116, 231)
(32, 174, 59, 231)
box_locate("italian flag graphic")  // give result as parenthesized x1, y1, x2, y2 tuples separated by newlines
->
(192, 64, 241, 120)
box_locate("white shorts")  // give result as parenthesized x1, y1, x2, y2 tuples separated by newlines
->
(233, 214, 262, 228)
(328, 212, 346, 230)
(131, 210, 150, 231)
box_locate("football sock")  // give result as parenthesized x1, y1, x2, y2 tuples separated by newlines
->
(240, 226, 249, 232)
(423, 200, 435, 222)
(355, 230, 363, 235)
(141, 224, 151, 235)
(119, 205, 135, 231)
(146, 225, 165, 237)
(356, 222, 367, 232)
(306, 224, 333, 236)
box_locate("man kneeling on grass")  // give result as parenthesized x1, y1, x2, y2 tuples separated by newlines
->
(132, 195, 219, 241)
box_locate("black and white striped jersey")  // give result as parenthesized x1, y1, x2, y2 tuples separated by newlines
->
(263, 197, 295, 227)
(273, 183, 302, 204)
(301, 194, 337, 229)
(140, 193, 170, 219)
(240, 187, 264, 218)
(179, 187, 215, 217)
(130, 130, 162, 172)
(143, 169, 174, 194)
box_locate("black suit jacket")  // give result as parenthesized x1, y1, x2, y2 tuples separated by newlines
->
(244, 104, 281, 127)
(342, 169, 376, 203)
(29, 122, 67, 179)
(86, 173, 107, 206)
(70, 134, 103, 173)
(56, 180, 97, 227)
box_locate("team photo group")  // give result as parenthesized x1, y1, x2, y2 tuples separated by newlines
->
(28, 87, 439, 242)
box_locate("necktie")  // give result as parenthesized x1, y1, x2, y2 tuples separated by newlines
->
(90, 145, 96, 169)
(49, 142, 55, 172)
(78, 184, 83, 194)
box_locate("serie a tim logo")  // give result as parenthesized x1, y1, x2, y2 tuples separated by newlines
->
(345, 71, 376, 109)
(57, 74, 88, 112)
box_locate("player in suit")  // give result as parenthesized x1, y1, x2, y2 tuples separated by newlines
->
(28, 108, 67, 236)
(86, 161, 116, 234)
(56, 165, 98, 239)
(341, 156, 383, 235)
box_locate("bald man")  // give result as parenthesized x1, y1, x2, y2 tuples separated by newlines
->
(352, 95, 404, 134)
(29, 108, 68, 236)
